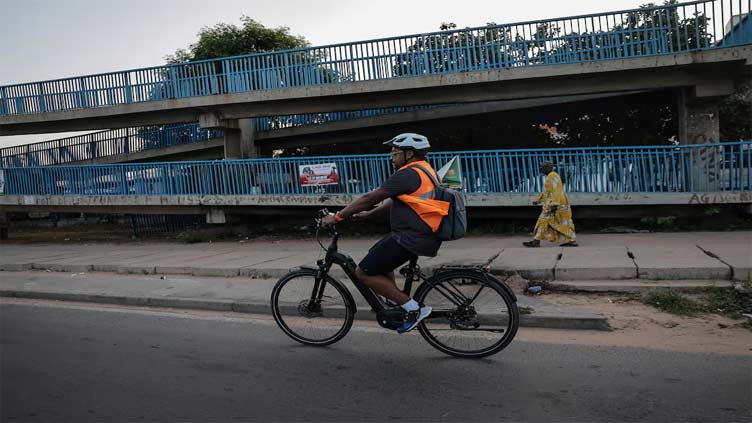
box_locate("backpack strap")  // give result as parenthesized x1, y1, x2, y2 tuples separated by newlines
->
(410, 163, 441, 188)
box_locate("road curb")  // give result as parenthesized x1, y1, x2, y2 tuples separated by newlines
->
(1, 258, 741, 284)
(547, 279, 736, 293)
(0, 289, 611, 331)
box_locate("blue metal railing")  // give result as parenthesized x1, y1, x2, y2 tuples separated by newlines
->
(0, 105, 449, 167)
(0, 124, 223, 167)
(1, 0, 749, 117)
(252, 104, 442, 132)
(2, 142, 749, 196)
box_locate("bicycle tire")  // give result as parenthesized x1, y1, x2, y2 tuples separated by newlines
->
(270, 269, 355, 346)
(414, 270, 519, 358)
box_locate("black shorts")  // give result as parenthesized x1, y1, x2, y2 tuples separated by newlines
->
(358, 235, 418, 276)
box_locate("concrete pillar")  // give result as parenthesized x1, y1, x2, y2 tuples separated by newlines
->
(238, 118, 258, 159)
(223, 128, 242, 159)
(199, 113, 257, 160)
(677, 89, 722, 191)
(678, 89, 721, 145)
(0, 212, 8, 241)
(223, 119, 257, 159)
(206, 209, 226, 224)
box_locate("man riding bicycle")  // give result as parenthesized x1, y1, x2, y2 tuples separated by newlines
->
(322, 133, 448, 333)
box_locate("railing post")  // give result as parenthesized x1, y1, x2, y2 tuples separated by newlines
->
(81, 77, 89, 108)
(124, 72, 133, 104)
(169, 65, 178, 99)
(166, 163, 173, 195)
(120, 166, 127, 194)
(37, 82, 46, 113)
(0, 86, 7, 116)
(349, 44, 356, 81)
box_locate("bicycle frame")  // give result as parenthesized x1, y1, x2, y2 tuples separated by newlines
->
(310, 225, 414, 316)
(309, 224, 484, 323)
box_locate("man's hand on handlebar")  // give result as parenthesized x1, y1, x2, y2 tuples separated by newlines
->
(321, 214, 338, 227)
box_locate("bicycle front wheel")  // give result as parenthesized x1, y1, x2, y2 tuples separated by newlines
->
(270, 269, 355, 346)
(414, 271, 519, 359)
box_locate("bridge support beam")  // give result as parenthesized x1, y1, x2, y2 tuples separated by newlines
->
(238, 118, 258, 159)
(223, 128, 242, 159)
(677, 87, 726, 190)
(678, 90, 721, 145)
(199, 113, 258, 159)
(206, 209, 226, 224)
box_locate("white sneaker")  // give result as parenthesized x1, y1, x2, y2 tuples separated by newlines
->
(397, 306, 432, 334)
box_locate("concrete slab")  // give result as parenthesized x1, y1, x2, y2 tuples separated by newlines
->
(555, 247, 636, 280)
(492, 248, 560, 280)
(697, 243, 752, 282)
(628, 245, 731, 280)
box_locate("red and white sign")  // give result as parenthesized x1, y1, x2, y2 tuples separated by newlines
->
(298, 163, 340, 186)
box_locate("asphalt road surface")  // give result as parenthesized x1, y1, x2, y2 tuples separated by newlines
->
(2, 300, 750, 422)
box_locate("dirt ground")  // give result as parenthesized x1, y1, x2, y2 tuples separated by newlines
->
(519, 292, 752, 356)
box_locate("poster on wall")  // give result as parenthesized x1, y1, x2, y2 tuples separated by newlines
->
(298, 163, 339, 186)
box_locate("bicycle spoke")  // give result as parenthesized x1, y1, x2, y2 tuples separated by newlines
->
(272, 271, 353, 346)
(417, 272, 519, 358)
(468, 284, 486, 304)
(443, 280, 473, 303)
(431, 281, 469, 306)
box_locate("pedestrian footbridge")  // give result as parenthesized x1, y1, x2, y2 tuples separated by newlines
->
(1, 0, 750, 136)
(0, 1, 750, 223)
(1, 142, 749, 219)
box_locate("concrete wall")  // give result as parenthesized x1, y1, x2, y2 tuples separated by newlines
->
(1, 191, 749, 214)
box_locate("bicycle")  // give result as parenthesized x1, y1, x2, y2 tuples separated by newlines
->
(270, 209, 520, 358)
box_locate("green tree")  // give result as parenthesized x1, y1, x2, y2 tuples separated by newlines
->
(156, 16, 344, 102)
(720, 80, 752, 141)
(553, 0, 714, 60)
(165, 16, 310, 63)
(393, 22, 532, 76)
(396, 1, 714, 75)
(144, 17, 320, 148)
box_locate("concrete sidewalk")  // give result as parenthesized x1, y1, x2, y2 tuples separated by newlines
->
(1, 231, 749, 282)
(1, 231, 748, 332)
(0, 270, 610, 331)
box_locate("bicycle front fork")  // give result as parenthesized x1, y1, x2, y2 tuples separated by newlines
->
(307, 261, 331, 310)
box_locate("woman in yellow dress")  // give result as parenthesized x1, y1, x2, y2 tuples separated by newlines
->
(523, 161, 578, 247)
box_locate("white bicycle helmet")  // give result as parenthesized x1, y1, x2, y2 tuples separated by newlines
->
(383, 133, 431, 153)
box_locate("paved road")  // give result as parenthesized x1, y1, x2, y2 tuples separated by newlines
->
(2, 300, 750, 422)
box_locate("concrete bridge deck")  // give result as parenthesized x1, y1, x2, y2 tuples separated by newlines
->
(2, 47, 750, 136)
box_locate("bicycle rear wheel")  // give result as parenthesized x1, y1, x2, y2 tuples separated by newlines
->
(271, 269, 355, 346)
(414, 270, 519, 358)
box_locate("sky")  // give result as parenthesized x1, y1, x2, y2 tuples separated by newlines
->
(0, 0, 645, 148)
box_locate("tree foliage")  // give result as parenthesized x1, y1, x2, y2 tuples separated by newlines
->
(394, 1, 714, 76)
(720, 80, 752, 141)
(165, 16, 310, 64)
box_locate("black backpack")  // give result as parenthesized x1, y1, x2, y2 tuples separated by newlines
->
(412, 164, 467, 241)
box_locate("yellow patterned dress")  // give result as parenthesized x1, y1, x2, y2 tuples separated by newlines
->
(533, 171, 576, 243)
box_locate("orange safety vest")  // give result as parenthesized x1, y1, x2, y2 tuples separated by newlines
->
(396, 160, 450, 233)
